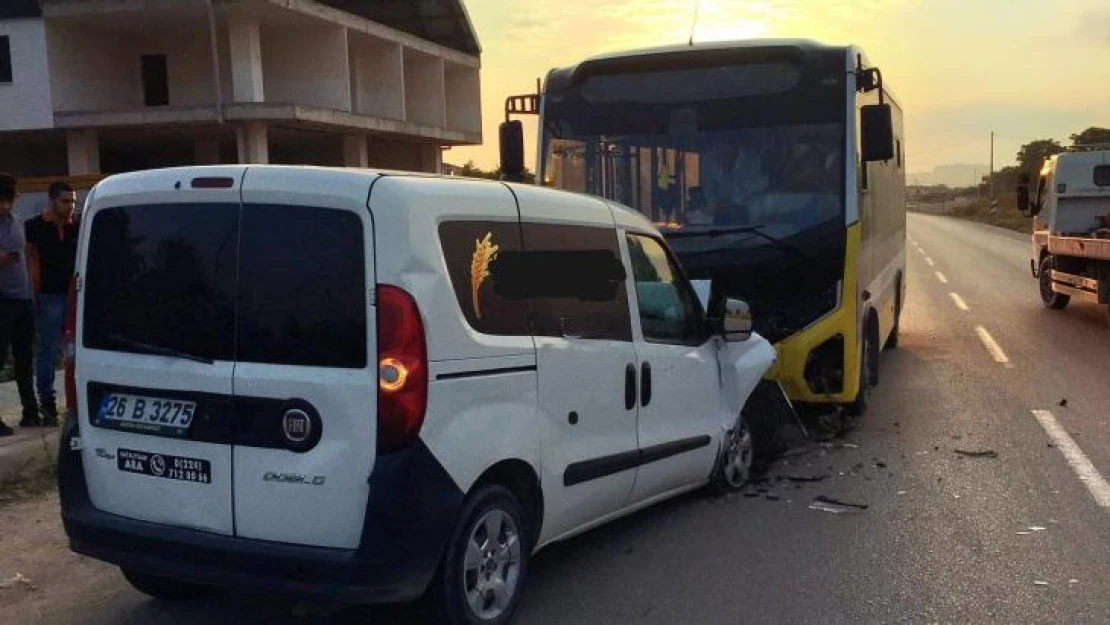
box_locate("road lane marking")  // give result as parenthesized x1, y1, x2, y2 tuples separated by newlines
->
(925, 257, 935, 266)
(949, 292, 969, 311)
(1032, 410, 1110, 510)
(935, 271, 948, 284)
(974, 325, 1013, 368)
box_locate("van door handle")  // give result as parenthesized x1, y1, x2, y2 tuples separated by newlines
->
(625, 363, 636, 410)
(641, 362, 652, 407)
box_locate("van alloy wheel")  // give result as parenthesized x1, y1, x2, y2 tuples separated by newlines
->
(463, 509, 523, 620)
(710, 418, 753, 493)
(721, 420, 753, 488)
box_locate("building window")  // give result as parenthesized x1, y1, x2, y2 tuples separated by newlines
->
(141, 54, 169, 106)
(0, 36, 12, 84)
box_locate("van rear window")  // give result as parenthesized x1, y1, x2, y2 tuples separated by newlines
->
(236, 204, 367, 369)
(84, 203, 367, 368)
(84, 204, 238, 361)
(1095, 165, 1110, 187)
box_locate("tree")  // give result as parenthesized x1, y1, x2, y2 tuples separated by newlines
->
(1016, 139, 1063, 174)
(1070, 127, 1110, 146)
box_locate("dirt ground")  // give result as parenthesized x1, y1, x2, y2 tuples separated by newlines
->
(0, 491, 123, 623)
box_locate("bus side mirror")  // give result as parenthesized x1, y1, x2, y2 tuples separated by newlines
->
(1016, 184, 1030, 214)
(860, 104, 894, 162)
(499, 121, 525, 182)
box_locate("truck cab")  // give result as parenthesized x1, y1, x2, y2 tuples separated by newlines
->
(1018, 147, 1110, 315)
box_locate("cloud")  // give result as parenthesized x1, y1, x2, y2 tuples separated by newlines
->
(1077, 10, 1110, 47)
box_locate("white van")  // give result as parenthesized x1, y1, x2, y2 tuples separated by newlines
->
(57, 165, 777, 624)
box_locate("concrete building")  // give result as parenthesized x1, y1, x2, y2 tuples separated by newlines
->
(0, 0, 482, 180)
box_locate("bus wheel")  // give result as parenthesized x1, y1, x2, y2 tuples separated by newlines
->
(848, 318, 879, 416)
(1039, 255, 1070, 310)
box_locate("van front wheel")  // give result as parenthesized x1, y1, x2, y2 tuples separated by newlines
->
(426, 485, 530, 625)
(709, 418, 753, 493)
(121, 568, 208, 600)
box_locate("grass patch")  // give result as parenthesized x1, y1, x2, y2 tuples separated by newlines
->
(912, 193, 1033, 234)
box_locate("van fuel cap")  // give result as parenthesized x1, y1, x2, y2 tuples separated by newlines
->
(279, 400, 322, 452)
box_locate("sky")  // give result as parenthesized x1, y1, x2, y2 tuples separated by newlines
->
(449, 0, 1110, 180)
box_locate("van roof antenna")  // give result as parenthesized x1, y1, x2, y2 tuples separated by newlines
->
(688, 0, 701, 46)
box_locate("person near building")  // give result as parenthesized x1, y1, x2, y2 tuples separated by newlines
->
(25, 182, 79, 426)
(0, 173, 39, 436)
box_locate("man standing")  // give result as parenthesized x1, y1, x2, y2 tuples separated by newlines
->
(25, 182, 79, 426)
(0, 173, 38, 436)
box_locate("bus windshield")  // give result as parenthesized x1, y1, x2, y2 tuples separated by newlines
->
(541, 55, 847, 244)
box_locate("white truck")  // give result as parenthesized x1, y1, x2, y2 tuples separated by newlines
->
(1018, 146, 1110, 318)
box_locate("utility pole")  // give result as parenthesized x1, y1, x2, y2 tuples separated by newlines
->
(989, 130, 994, 200)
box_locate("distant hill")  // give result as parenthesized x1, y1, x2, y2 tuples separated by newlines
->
(908, 163, 989, 188)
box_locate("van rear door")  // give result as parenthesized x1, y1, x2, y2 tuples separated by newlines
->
(232, 168, 376, 549)
(76, 168, 245, 535)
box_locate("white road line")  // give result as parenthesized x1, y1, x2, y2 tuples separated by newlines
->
(949, 292, 969, 311)
(1033, 410, 1110, 510)
(925, 257, 935, 266)
(974, 325, 1013, 368)
(935, 271, 948, 284)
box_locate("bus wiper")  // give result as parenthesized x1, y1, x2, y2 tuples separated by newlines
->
(106, 334, 215, 365)
(663, 225, 805, 257)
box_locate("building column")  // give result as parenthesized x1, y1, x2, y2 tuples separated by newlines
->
(342, 133, 369, 168)
(66, 130, 101, 175)
(419, 143, 443, 174)
(236, 122, 269, 164)
(194, 138, 221, 165)
(228, 13, 264, 102)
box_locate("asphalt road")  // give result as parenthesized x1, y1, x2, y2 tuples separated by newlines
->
(2, 213, 1108, 624)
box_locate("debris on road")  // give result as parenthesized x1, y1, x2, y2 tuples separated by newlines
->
(0, 573, 36, 591)
(809, 495, 868, 514)
(954, 449, 998, 459)
(781, 474, 829, 483)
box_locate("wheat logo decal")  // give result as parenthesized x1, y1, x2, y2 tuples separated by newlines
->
(470, 232, 499, 319)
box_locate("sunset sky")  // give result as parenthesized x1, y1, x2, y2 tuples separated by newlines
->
(449, 0, 1110, 180)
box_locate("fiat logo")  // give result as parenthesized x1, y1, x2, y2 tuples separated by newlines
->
(282, 409, 312, 444)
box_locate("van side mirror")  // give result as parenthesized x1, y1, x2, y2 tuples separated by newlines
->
(499, 121, 525, 182)
(721, 299, 752, 342)
(860, 104, 894, 162)
(1016, 184, 1030, 214)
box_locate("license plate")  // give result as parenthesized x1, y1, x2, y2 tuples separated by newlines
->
(117, 448, 211, 484)
(96, 393, 196, 436)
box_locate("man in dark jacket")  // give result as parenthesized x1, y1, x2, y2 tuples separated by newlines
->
(25, 181, 79, 426)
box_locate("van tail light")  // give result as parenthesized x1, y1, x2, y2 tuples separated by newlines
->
(376, 285, 428, 453)
(63, 275, 78, 417)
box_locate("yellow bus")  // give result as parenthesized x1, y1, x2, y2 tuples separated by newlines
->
(501, 39, 907, 413)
